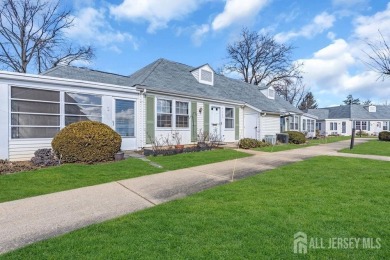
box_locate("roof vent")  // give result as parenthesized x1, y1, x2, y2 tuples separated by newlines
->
(191, 64, 214, 86)
(367, 105, 376, 112)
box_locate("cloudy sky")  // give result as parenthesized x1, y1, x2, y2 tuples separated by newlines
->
(63, 0, 390, 107)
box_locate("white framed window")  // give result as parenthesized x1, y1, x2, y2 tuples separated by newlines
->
(384, 121, 389, 131)
(355, 121, 367, 131)
(316, 122, 321, 130)
(11, 86, 60, 138)
(302, 119, 306, 131)
(176, 101, 189, 128)
(289, 116, 299, 130)
(64, 92, 102, 126)
(225, 107, 234, 129)
(157, 99, 172, 127)
(330, 122, 337, 131)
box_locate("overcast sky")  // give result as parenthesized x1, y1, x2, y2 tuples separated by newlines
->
(63, 0, 390, 107)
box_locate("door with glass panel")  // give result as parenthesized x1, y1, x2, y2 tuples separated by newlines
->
(114, 99, 135, 150)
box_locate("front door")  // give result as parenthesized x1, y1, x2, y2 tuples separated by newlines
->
(210, 106, 221, 138)
(244, 113, 258, 139)
(114, 99, 135, 150)
(342, 121, 346, 134)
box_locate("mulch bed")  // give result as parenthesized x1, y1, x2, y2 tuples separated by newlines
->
(0, 160, 39, 175)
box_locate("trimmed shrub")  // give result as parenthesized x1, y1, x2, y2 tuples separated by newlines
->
(285, 131, 306, 144)
(378, 131, 390, 141)
(31, 148, 59, 166)
(52, 121, 121, 163)
(356, 130, 369, 137)
(238, 138, 271, 149)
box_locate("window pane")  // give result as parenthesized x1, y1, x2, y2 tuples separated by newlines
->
(176, 101, 188, 115)
(157, 114, 172, 127)
(11, 127, 60, 138)
(157, 99, 172, 114)
(176, 115, 189, 128)
(65, 93, 102, 105)
(11, 87, 59, 101)
(225, 108, 233, 118)
(12, 114, 60, 126)
(65, 104, 102, 116)
(225, 118, 234, 128)
(11, 100, 60, 113)
(65, 116, 101, 126)
(115, 100, 135, 137)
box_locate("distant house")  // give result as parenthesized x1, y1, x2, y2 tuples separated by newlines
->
(0, 58, 315, 160)
(307, 105, 390, 136)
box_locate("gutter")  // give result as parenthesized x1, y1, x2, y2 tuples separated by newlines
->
(0, 70, 138, 93)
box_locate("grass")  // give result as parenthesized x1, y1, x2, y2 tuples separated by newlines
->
(254, 136, 352, 152)
(0, 149, 250, 203)
(340, 140, 390, 156)
(2, 156, 389, 259)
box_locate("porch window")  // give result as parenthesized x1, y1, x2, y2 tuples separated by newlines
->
(330, 122, 337, 131)
(176, 101, 189, 128)
(289, 116, 299, 130)
(157, 99, 172, 127)
(11, 87, 60, 138)
(64, 92, 102, 125)
(115, 100, 135, 137)
(302, 119, 306, 131)
(225, 108, 234, 129)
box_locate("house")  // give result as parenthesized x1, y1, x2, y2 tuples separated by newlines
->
(0, 58, 314, 160)
(307, 105, 390, 136)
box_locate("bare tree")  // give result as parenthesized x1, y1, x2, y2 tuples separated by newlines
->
(224, 28, 303, 86)
(276, 78, 308, 106)
(0, 0, 94, 73)
(364, 30, 390, 80)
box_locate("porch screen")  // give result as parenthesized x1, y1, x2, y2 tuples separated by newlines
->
(11, 87, 60, 138)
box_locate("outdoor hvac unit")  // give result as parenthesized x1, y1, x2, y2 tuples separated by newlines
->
(276, 133, 289, 144)
(264, 135, 276, 145)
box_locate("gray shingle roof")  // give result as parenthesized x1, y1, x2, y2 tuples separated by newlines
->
(307, 105, 390, 120)
(43, 58, 305, 114)
(42, 66, 132, 86)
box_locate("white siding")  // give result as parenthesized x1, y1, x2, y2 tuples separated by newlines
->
(260, 115, 280, 140)
(0, 83, 9, 159)
(9, 140, 52, 161)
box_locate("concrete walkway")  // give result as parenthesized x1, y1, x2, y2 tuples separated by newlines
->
(0, 138, 386, 254)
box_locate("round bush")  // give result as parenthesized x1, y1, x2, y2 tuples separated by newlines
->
(52, 121, 122, 163)
(285, 131, 306, 144)
(378, 131, 390, 141)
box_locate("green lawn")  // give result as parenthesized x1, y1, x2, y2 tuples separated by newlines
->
(0, 149, 249, 203)
(254, 136, 351, 152)
(2, 156, 388, 259)
(340, 140, 390, 156)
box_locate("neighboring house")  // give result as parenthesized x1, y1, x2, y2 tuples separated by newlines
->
(0, 58, 315, 160)
(307, 105, 390, 136)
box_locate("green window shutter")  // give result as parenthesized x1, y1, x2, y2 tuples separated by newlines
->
(146, 96, 155, 144)
(235, 107, 240, 140)
(191, 102, 197, 142)
(203, 103, 209, 139)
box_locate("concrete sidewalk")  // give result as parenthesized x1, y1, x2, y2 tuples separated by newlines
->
(0, 138, 384, 254)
